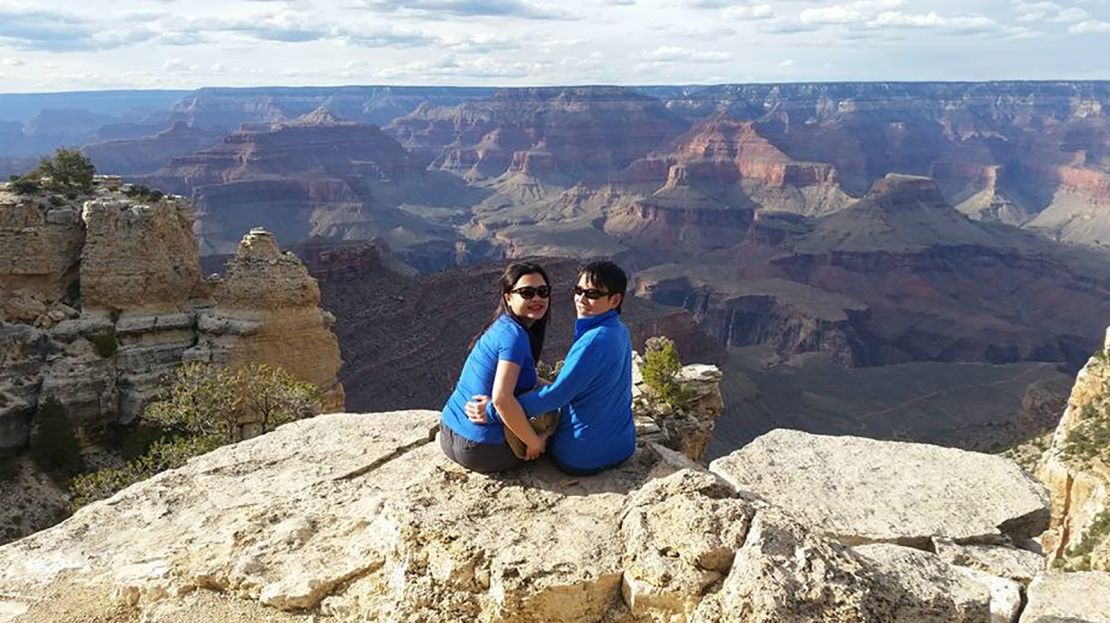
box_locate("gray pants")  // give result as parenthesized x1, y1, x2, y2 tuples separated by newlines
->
(438, 422, 523, 473)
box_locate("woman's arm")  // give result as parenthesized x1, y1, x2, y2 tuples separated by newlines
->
(492, 359, 547, 460)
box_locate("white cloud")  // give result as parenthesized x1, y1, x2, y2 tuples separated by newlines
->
(722, 4, 773, 20)
(1013, 1, 1090, 22)
(162, 58, 195, 72)
(1070, 18, 1110, 32)
(870, 11, 1000, 31)
(779, 58, 795, 66)
(800, 0, 905, 26)
(641, 45, 732, 62)
(2, 58, 25, 66)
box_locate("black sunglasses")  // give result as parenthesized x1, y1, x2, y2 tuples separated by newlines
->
(573, 285, 611, 300)
(510, 285, 551, 300)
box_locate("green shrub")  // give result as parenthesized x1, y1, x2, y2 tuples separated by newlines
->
(1063, 510, 1110, 571)
(234, 362, 321, 437)
(71, 362, 323, 509)
(70, 434, 223, 509)
(87, 328, 118, 358)
(29, 397, 83, 479)
(36, 148, 95, 194)
(7, 174, 40, 194)
(536, 359, 564, 382)
(641, 336, 690, 412)
(124, 184, 164, 202)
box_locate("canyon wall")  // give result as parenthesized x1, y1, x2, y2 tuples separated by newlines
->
(0, 180, 344, 452)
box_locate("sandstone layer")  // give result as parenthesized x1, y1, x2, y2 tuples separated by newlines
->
(0, 411, 1060, 623)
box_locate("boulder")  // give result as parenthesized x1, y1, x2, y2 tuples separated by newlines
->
(852, 544, 992, 622)
(932, 538, 1045, 584)
(711, 429, 1051, 547)
(1020, 571, 1110, 622)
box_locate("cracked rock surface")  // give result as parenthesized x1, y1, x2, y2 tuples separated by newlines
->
(0, 413, 1063, 622)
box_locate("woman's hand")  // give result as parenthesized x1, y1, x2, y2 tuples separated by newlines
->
(524, 432, 550, 461)
(466, 395, 491, 423)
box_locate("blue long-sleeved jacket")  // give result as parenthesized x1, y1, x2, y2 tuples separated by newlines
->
(516, 310, 636, 471)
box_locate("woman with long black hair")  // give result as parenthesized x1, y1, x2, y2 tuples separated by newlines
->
(439, 262, 552, 472)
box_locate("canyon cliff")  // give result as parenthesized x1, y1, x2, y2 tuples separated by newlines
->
(1039, 327, 1110, 572)
(0, 179, 344, 452)
(635, 174, 1110, 371)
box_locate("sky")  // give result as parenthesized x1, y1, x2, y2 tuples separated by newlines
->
(0, 0, 1107, 92)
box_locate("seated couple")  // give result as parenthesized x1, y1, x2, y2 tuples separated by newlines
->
(438, 260, 635, 476)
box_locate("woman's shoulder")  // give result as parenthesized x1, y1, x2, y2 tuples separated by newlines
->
(481, 314, 528, 343)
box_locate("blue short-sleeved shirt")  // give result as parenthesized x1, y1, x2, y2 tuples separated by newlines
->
(441, 314, 538, 444)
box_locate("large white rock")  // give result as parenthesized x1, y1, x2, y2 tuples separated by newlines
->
(711, 429, 1051, 546)
(1020, 571, 1110, 622)
(933, 538, 1046, 584)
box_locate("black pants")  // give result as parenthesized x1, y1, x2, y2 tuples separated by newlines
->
(439, 422, 523, 473)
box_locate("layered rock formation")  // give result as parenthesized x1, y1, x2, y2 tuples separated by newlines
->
(1038, 327, 1110, 571)
(82, 121, 226, 176)
(186, 229, 344, 410)
(620, 117, 852, 218)
(5, 410, 1097, 622)
(386, 86, 687, 183)
(0, 180, 344, 453)
(142, 110, 480, 265)
(636, 174, 1110, 370)
(168, 86, 495, 132)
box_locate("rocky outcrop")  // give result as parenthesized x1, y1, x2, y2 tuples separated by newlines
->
(0, 411, 1053, 622)
(1038, 327, 1110, 571)
(0, 190, 85, 323)
(80, 195, 201, 313)
(632, 358, 724, 461)
(185, 229, 344, 410)
(711, 429, 1051, 548)
(0, 181, 345, 451)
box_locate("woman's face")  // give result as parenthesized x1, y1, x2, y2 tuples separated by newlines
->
(505, 272, 550, 323)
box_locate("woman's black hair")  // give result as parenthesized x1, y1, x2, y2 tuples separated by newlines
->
(469, 262, 551, 362)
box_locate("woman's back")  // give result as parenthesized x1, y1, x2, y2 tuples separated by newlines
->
(441, 314, 538, 444)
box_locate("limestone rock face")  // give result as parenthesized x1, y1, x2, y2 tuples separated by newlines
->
(1020, 571, 1110, 622)
(0, 412, 1042, 623)
(0, 181, 344, 460)
(0, 190, 84, 323)
(185, 229, 344, 410)
(1038, 326, 1110, 571)
(79, 196, 200, 312)
(711, 429, 1051, 547)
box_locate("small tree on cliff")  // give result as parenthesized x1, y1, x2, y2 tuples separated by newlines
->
(641, 336, 690, 412)
(36, 148, 96, 195)
(71, 362, 323, 509)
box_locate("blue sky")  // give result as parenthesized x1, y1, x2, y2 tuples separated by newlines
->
(0, 0, 1107, 92)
